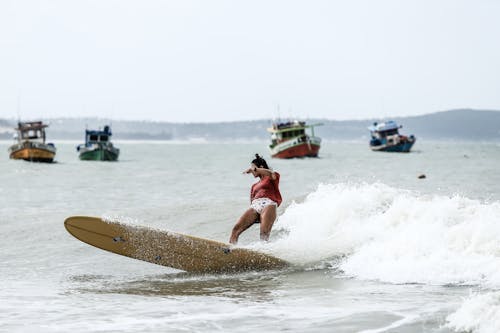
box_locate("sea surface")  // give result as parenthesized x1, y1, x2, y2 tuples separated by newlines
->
(1, 140, 500, 333)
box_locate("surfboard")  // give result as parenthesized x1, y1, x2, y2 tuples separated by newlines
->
(64, 216, 289, 274)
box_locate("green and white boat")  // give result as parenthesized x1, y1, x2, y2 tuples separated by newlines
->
(76, 126, 119, 161)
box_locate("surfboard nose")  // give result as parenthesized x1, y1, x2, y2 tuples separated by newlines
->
(64, 216, 100, 233)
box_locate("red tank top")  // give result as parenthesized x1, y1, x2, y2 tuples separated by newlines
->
(250, 172, 282, 206)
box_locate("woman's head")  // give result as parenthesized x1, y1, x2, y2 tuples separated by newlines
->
(251, 153, 269, 169)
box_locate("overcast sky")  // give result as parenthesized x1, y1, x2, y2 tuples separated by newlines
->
(1, 0, 499, 122)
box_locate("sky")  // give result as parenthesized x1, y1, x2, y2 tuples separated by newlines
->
(1, 0, 499, 122)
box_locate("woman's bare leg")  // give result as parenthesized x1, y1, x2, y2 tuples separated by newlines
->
(230, 208, 258, 244)
(259, 205, 277, 241)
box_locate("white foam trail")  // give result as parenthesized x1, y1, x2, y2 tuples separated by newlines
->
(256, 183, 500, 286)
(445, 291, 500, 333)
(358, 313, 419, 333)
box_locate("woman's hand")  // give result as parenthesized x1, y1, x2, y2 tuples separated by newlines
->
(243, 167, 256, 174)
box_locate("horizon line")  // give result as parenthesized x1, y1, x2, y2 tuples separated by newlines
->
(1, 108, 499, 124)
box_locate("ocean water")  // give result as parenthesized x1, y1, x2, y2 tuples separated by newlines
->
(1, 140, 500, 333)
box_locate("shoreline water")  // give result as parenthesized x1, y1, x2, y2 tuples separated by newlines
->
(1, 141, 499, 332)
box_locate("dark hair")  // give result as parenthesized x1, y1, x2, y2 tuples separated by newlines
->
(251, 153, 269, 169)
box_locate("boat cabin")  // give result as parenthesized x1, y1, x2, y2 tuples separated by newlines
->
(15, 121, 48, 143)
(85, 125, 112, 145)
(269, 121, 308, 145)
(368, 121, 401, 139)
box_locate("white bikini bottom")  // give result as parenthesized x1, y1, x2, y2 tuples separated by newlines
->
(250, 198, 277, 214)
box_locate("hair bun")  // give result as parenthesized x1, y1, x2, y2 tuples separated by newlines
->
(251, 153, 269, 170)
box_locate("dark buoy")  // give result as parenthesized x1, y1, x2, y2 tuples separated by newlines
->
(418, 174, 426, 179)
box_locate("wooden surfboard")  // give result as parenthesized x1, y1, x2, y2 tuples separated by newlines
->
(64, 216, 289, 274)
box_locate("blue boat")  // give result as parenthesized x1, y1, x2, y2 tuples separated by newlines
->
(368, 121, 416, 152)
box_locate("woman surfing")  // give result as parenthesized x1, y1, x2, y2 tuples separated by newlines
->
(229, 154, 282, 244)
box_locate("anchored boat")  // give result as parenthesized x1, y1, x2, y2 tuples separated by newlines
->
(368, 121, 416, 152)
(8, 121, 56, 162)
(267, 120, 323, 158)
(76, 125, 119, 161)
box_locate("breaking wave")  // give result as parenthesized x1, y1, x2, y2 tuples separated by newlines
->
(257, 182, 500, 287)
(446, 291, 500, 333)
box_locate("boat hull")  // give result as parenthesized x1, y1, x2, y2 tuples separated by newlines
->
(270, 137, 321, 158)
(9, 143, 56, 163)
(370, 140, 415, 152)
(79, 146, 119, 161)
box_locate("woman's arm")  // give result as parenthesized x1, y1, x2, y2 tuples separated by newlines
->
(244, 166, 276, 180)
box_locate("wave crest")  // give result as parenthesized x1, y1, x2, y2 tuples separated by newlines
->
(263, 182, 500, 286)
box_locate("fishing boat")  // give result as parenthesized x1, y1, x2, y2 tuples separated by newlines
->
(267, 120, 323, 158)
(8, 121, 56, 162)
(76, 125, 119, 161)
(368, 121, 416, 152)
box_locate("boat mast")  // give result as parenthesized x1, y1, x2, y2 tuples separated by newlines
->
(16, 96, 21, 123)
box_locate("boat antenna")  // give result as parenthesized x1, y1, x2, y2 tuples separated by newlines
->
(380, 98, 387, 120)
(16, 95, 21, 123)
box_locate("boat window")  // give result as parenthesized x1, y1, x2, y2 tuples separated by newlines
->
(382, 129, 399, 136)
(24, 130, 40, 139)
(89, 134, 98, 141)
(100, 135, 108, 142)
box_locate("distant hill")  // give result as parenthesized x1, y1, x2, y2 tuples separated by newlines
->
(389, 109, 500, 141)
(317, 109, 500, 141)
(1, 109, 499, 141)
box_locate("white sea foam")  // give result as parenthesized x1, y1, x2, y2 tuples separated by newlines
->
(445, 291, 500, 333)
(259, 182, 500, 286)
